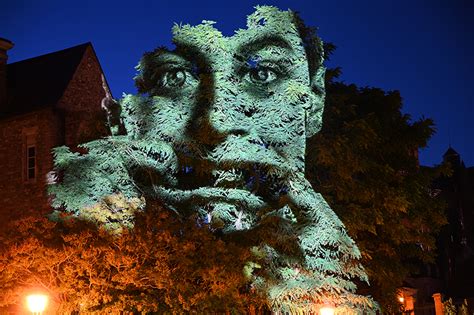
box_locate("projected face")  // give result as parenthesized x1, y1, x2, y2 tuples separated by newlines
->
(53, 8, 372, 310)
(123, 7, 326, 231)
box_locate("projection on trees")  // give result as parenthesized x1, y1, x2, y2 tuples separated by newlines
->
(50, 6, 376, 312)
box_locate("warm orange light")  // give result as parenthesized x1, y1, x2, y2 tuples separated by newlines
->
(26, 294, 48, 313)
(399, 296, 405, 303)
(320, 306, 335, 315)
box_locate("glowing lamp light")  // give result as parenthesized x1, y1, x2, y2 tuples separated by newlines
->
(26, 294, 48, 314)
(320, 306, 335, 315)
(399, 296, 405, 303)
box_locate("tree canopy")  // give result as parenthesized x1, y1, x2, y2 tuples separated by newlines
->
(40, 7, 377, 313)
(0, 9, 447, 314)
(306, 65, 447, 310)
(0, 202, 258, 313)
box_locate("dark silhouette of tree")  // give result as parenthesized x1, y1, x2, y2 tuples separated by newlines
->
(306, 62, 447, 311)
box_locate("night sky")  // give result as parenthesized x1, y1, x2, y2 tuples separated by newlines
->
(2, 0, 473, 166)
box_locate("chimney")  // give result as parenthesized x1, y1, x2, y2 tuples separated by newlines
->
(0, 37, 14, 108)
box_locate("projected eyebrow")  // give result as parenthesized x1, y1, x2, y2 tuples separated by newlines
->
(237, 35, 293, 56)
(152, 51, 190, 66)
(151, 47, 210, 77)
(172, 43, 212, 71)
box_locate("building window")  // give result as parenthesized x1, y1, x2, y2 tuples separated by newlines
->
(23, 128, 38, 182)
(27, 145, 36, 180)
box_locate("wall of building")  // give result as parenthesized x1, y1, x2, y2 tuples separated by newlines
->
(0, 108, 63, 221)
(57, 45, 109, 148)
(0, 45, 110, 224)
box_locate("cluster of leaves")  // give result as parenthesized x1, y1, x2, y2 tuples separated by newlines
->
(443, 299, 470, 315)
(0, 202, 260, 314)
(5, 6, 447, 313)
(306, 67, 448, 311)
(45, 6, 378, 313)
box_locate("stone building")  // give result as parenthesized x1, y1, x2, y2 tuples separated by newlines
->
(435, 148, 474, 298)
(406, 147, 474, 314)
(0, 38, 110, 224)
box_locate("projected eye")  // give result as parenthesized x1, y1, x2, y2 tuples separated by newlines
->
(162, 69, 188, 88)
(248, 67, 278, 84)
(153, 66, 199, 96)
(241, 60, 283, 87)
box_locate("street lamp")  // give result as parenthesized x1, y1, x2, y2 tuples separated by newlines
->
(320, 305, 335, 315)
(26, 294, 48, 315)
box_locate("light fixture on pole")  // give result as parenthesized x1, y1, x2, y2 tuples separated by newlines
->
(26, 294, 48, 315)
(320, 305, 335, 315)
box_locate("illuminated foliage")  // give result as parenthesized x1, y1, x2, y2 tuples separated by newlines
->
(0, 207, 257, 313)
(46, 6, 377, 313)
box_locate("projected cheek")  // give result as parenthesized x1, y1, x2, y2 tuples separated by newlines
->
(147, 67, 199, 139)
(147, 96, 194, 141)
(244, 79, 308, 149)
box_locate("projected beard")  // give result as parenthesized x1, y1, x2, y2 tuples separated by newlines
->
(119, 11, 327, 234)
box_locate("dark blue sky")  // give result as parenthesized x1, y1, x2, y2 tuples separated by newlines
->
(3, 0, 473, 166)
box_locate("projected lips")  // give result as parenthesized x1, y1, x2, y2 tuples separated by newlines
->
(157, 160, 288, 231)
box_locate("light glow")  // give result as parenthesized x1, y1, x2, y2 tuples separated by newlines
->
(26, 294, 48, 313)
(320, 306, 335, 315)
(399, 296, 405, 303)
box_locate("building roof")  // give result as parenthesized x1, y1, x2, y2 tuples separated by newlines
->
(1, 42, 91, 118)
(443, 146, 460, 157)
